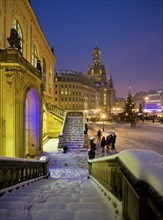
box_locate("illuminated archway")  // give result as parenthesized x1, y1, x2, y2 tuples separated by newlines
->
(25, 89, 40, 155)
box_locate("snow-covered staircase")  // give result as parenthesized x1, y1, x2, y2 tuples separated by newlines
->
(0, 178, 121, 220)
(62, 116, 84, 149)
(0, 148, 122, 220)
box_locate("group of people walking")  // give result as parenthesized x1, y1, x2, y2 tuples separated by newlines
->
(97, 129, 117, 153)
(88, 129, 117, 159)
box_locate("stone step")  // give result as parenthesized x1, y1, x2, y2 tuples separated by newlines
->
(63, 141, 83, 144)
(0, 177, 121, 220)
(63, 142, 83, 146)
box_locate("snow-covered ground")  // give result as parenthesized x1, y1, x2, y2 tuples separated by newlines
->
(87, 121, 163, 155)
(43, 121, 163, 157)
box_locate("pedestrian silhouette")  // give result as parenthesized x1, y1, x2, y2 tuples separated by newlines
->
(101, 136, 106, 152)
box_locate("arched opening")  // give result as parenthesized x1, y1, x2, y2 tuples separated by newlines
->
(25, 89, 40, 155)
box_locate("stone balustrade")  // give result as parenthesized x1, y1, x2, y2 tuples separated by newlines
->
(0, 157, 49, 192)
(46, 103, 65, 119)
(88, 150, 163, 220)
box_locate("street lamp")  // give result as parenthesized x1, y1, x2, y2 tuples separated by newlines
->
(102, 114, 106, 132)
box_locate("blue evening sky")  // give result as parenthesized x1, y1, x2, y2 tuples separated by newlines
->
(31, 0, 162, 97)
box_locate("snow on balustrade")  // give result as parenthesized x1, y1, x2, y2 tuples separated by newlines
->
(0, 156, 48, 163)
(89, 149, 163, 197)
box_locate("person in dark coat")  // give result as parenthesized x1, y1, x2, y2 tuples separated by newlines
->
(88, 136, 96, 159)
(106, 135, 111, 149)
(110, 133, 116, 150)
(101, 136, 106, 152)
(97, 129, 102, 143)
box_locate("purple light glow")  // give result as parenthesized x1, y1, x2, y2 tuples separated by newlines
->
(26, 89, 40, 150)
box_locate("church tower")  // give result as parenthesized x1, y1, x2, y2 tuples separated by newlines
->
(87, 44, 115, 114)
(87, 43, 107, 85)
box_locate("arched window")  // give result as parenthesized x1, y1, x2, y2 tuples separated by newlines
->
(32, 45, 38, 68)
(49, 67, 52, 94)
(13, 18, 23, 52)
(42, 58, 46, 91)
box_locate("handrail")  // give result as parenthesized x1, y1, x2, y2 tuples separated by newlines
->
(0, 156, 49, 191)
(46, 102, 65, 119)
(88, 150, 163, 220)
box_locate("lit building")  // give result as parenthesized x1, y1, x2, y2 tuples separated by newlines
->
(144, 89, 163, 113)
(0, 0, 57, 157)
(54, 45, 116, 118)
(54, 70, 99, 111)
(87, 44, 116, 114)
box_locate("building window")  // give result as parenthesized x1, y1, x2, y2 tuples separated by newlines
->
(49, 67, 52, 94)
(13, 19, 23, 52)
(32, 45, 38, 68)
(42, 58, 46, 91)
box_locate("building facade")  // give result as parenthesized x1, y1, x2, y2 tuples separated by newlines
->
(87, 45, 116, 114)
(144, 89, 163, 113)
(0, 0, 56, 157)
(54, 45, 116, 118)
(54, 70, 99, 111)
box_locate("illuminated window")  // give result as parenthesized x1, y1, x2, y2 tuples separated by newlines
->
(13, 19, 23, 52)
